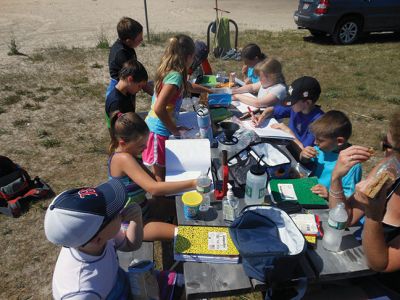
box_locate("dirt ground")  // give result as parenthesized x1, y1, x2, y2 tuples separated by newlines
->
(0, 0, 298, 60)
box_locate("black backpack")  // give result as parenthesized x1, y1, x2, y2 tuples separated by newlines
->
(0, 156, 52, 217)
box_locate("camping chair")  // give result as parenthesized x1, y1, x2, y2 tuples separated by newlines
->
(206, 0, 239, 59)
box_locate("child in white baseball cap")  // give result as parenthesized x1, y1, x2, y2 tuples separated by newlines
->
(45, 178, 143, 299)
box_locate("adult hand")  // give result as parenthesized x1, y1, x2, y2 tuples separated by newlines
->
(333, 145, 372, 179)
(354, 179, 389, 222)
(311, 184, 328, 198)
(300, 146, 318, 160)
(120, 203, 142, 223)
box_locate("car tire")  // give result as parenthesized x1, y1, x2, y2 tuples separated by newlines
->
(309, 30, 327, 38)
(333, 17, 362, 45)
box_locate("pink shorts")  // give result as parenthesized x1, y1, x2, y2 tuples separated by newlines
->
(142, 132, 169, 167)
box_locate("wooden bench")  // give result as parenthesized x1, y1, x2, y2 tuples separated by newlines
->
(117, 241, 154, 271)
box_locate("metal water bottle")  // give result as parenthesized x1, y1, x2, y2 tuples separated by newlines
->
(196, 104, 213, 143)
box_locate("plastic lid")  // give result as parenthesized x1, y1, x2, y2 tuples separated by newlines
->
(250, 164, 266, 176)
(182, 191, 203, 207)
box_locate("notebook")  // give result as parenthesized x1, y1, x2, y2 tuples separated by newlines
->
(174, 226, 239, 264)
(268, 177, 328, 208)
(239, 117, 295, 140)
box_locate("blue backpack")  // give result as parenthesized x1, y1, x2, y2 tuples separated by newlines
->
(229, 206, 306, 285)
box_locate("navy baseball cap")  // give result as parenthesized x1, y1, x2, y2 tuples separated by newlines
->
(283, 76, 321, 106)
(44, 179, 127, 248)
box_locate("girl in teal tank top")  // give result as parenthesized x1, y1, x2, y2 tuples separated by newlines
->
(108, 112, 197, 241)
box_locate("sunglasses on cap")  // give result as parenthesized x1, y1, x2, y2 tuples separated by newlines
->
(381, 137, 400, 152)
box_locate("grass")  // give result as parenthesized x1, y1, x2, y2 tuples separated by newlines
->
(0, 29, 399, 299)
(96, 28, 110, 49)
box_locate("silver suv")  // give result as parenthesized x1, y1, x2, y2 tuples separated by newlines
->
(294, 0, 400, 44)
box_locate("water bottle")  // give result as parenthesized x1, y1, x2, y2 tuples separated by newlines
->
(322, 202, 348, 252)
(223, 184, 238, 222)
(196, 172, 212, 212)
(196, 104, 213, 143)
(244, 163, 268, 205)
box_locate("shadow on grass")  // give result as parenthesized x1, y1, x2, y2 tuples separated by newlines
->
(302, 32, 400, 45)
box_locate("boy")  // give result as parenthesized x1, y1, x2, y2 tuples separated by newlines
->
(105, 59, 148, 128)
(300, 110, 362, 198)
(45, 179, 143, 299)
(252, 76, 324, 149)
(107, 17, 153, 97)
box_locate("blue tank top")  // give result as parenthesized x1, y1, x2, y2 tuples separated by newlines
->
(108, 153, 150, 218)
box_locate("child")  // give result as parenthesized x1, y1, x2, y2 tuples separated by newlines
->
(252, 76, 324, 149)
(142, 34, 196, 181)
(107, 17, 153, 97)
(44, 179, 143, 299)
(241, 43, 267, 84)
(231, 58, 287, 108)
(299, 110, 362, 198)
(105, 59, 148, 128)
(109, 112, 197, 241)
(188, 40, 213, 78)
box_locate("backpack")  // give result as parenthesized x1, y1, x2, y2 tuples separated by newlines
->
(0, 155, 52, 217)
(229, 206, 307, 298)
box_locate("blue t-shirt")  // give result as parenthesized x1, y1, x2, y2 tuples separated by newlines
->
(247, 67, 259, 83)
(146, 71, 183, 136)
(272, 105, 324, 147)
(311, 146, 362, 197)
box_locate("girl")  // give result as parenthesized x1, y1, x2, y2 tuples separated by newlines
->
(143, 34, 196, 181)
(108, 112, 197, 241)
(241, 43, 267, 84)
(232, 57, 287, 108)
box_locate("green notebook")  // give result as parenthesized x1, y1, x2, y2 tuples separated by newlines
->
(198, 75, 217, 87)
(269, 177, 328, 208)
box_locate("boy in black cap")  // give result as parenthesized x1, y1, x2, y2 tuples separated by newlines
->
(45, 179, 143, 299)
(252, 76, 324, 149)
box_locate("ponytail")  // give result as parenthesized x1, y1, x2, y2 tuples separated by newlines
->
(108, 112, 150, 155)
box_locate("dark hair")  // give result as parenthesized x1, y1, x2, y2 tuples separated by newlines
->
(155, 34, 195, 97)
(117, 17, 143, 41)
(118, 59, 148, 82)
(109, 112, 149, 154)
(310, 110, 352, 140)
(242, 43, 267, 61)
(389, 110, 400, 149)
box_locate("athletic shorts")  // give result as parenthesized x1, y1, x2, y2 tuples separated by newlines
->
(142, 132, 168, 167)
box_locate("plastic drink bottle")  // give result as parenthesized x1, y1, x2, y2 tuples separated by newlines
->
(196, 172, 212, 212)
(322, 202, 348, 252)
(244, 164, 267, 205)
(223, 184, 237, 222)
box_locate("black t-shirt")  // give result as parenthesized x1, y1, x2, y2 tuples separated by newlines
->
(105, 87, 136, 117)
(108, 39, 137, 80)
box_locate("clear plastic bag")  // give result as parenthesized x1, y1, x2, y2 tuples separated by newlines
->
(375, 156, 400, 180)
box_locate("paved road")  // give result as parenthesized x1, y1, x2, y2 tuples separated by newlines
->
(0, 0, 298, 57)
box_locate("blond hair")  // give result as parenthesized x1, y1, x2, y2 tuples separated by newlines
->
(255, 58, 285, 85)
(155, 34, 195, 97)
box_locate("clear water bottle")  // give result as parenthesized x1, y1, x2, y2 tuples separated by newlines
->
(322, 202, 348, 252)
(196, 172, 212, 212)
(223, 184, 238, 222)
(244, 164, 267, 205)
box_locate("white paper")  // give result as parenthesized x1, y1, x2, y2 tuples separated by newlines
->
(211, 87, 232, 94)
(234, 77, 245, 87)
(165, 139, 211, 194)
(278, 183, 298, 201)
(208, 232, 228, 251)
(251, 143, 290, 166)
(240, 117, 295, 140)
(231, 95, 258, 113)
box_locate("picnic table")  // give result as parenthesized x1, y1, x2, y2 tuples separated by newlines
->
(174, 137, 373, 299)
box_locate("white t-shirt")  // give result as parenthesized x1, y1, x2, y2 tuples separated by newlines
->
(52, 232, 126, 300)
(257, 83, 287, 104)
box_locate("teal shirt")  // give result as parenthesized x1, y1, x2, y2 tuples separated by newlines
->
(145, 71, 183, 136)
(247, 67, 259, 83)
(311, 146, 362, 197)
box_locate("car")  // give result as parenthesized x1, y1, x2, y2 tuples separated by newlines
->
(294, 0, 400, 45)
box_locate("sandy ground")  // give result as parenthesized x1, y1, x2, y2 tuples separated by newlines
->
(0, 0, 298, 60)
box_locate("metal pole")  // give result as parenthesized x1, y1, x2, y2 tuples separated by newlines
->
(144, 0, 150, 42)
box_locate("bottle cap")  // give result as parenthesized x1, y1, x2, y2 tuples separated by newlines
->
(250, 164, 266, 176)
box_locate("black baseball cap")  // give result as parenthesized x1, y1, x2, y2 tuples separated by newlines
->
(283, 76, 321, 106)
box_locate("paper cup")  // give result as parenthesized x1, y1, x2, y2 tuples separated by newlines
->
(182, 191, 203, 219)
